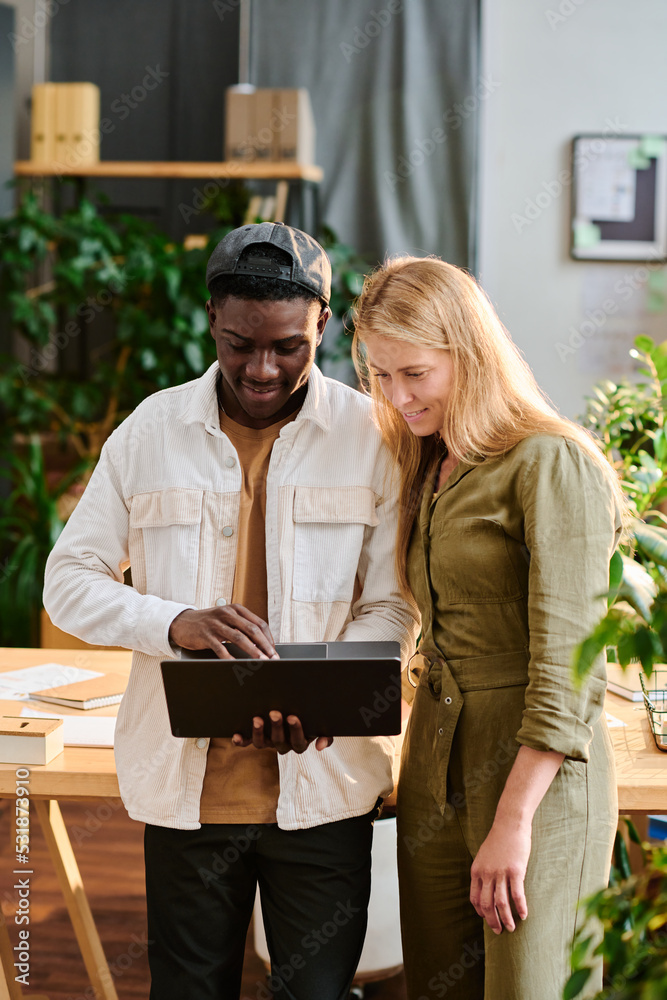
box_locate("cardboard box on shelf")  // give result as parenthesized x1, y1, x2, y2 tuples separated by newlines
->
(30, 83, 57, 163)
(31, 82, 100, 168)
(67, 83, 100, 166)
(275, 88, 315, 165)
(224, 86, 315, 165)
(253, 88, 276, 160)
(225, 85, 256, 162)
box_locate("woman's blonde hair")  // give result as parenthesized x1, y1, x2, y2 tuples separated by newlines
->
(352, 255, 624, 594)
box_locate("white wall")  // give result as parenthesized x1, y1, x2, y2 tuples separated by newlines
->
(478, 0, 667, 419)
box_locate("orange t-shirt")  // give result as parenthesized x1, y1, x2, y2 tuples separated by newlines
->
(199, 406, 298, 824)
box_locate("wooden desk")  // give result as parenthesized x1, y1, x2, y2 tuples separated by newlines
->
(0, 649, 130, 801)
(0, 648, 131, 1000)
(607, 692, 667, 811)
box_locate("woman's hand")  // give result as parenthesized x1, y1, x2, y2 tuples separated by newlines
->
(470, 744, 564, 933)
(470, 817, 531, 934)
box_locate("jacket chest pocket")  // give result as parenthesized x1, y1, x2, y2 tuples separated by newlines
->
(431, 516, 524, 605)
(292, 486, 379, 603)
(129, 489, 203, 604)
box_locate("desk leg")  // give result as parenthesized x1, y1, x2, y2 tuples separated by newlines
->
(0, 915, 48, 1000)
(33, 801, 119, 1000)
(0, 916, 22, 1000)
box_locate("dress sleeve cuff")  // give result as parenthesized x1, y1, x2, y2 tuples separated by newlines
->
(516, 711, 594, 762)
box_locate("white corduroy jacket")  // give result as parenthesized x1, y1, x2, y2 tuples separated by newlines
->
(43, 362, 419, 830)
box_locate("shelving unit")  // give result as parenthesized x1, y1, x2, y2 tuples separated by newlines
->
(14, 160, 323, 180)
(14, 160, 323, 232)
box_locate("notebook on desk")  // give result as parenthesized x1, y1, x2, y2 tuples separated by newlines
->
(30, 672, 127, 710)
(161, 641, 401, 738)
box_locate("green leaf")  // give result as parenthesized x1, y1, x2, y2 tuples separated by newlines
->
(613, 829, 632, 880)
(635, 626, 663, 673)
(609, 550, 624, 605)
(616, 555, 657, 621)
(190, 307, 209, 336)
(653, 428, 667, 464)
(625, 818, 642, 846)
(617, 631, 640, 667)
(635, 522, 667, 569)
(563, 967, 591, 999)
(140, 348, 158, 371)
(163, 265, 181, 303)
(570, 934, 594, 970)
(635, 334, 656, 354)
(183, 341, 205, 373)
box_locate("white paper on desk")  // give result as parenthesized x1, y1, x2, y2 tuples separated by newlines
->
(0, 664, 103, 700)
(605, 711, 627, 728)
(19, 707, 116, 747)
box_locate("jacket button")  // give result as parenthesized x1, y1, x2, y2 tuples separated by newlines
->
(225, 457, 236, 468)
(215, 597, 227, 607)
(444, 697, 452, 705)
(222, 526, 234, 537)
(438, 728, 444, 735)
(195, 738, 207, 749)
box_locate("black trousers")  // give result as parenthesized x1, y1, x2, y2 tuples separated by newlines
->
(144, 806, 378, 1000)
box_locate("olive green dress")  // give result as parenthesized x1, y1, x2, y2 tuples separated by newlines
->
(397, 434, 621, 1000)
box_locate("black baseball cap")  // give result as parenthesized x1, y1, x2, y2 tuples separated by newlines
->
(206, 222, 331, 305)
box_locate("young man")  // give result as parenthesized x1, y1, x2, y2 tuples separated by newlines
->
(43, 222, 418, 1000)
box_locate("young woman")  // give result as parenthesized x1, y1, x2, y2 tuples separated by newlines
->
(352, 256, 623, 1000)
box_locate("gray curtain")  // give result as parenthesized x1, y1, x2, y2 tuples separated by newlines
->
(250, 0, 480, 267)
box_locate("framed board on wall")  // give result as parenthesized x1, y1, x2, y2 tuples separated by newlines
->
(570, 134, 667, 262)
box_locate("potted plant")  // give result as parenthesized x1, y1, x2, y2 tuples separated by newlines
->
(565, 335, 667, 997)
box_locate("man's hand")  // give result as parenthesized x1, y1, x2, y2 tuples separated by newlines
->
(169, 604, 279, 660)
(232, 711, 333, 755)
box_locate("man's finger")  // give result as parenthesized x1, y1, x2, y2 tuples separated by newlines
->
(251, 716, 268, 748)
(211, 639, 234, 660)
(269, 710, 288, 748)
(232, 606, 279, 656)
(285, 715, 310, 753)
(314, 736, 334, 751)
(219, 622, 270, 660)
(232, 732, 252, 747)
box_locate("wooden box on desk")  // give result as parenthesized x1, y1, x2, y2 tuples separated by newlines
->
(0, 717, 64, 765)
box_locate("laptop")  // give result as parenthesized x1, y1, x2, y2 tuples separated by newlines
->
(160, 641, 401, 738)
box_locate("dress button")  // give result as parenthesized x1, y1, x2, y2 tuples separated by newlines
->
(438, 728, 444, 736)
(215, 597, 227, 607)
(444, 697, 452, 705)
(225, 457, 235, 468)
(222, 526, 234, 537)
(195, 738, 207, 749)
